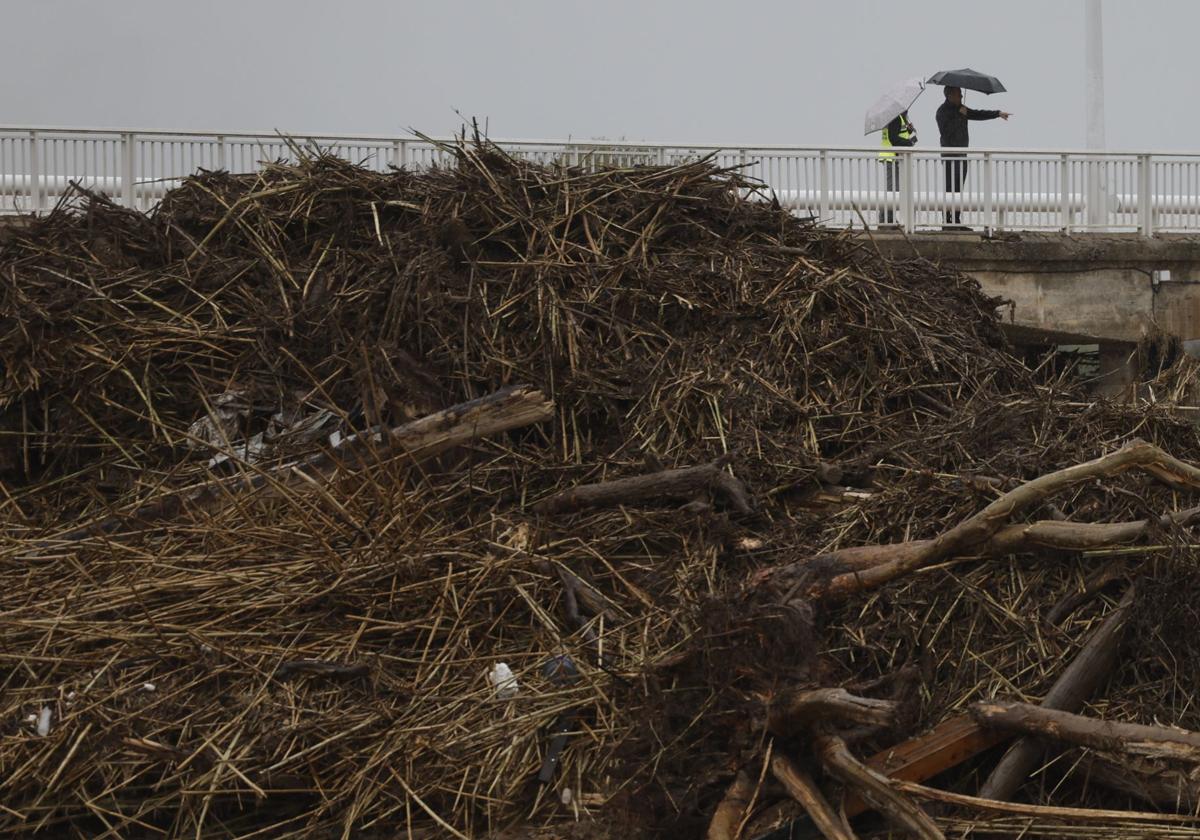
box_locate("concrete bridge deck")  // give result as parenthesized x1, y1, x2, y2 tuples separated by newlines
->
(871, 231, 1200, 351)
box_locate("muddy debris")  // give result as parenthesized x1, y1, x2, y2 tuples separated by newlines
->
(3, 134, 1200, 839)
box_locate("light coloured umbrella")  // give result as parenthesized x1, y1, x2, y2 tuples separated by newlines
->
(864, 77, 926, 135)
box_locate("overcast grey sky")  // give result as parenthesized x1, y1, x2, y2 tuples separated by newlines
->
(1, 1, 1193, 150)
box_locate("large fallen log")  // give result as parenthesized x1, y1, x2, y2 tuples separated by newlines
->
(533, 458, 752, 515)
(757, 441, 1200, 601)
(44, 385, 555, 545)
(972, 701, 1200, 763)
(977, 586, 1135, 801)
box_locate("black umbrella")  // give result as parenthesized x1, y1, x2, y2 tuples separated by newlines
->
(927, 68, 1006, 94)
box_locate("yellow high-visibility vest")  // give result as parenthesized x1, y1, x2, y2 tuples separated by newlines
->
(879, 115, 915, 159)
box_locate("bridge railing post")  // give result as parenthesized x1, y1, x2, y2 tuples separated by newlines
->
(900, 149, 914, 231)
(1137, 153, 1153, 237)
(983, 152, 994, 232)
(1060, 153, 1071, 232)
(818, 150, 829, 225)
(122, 132, 136, 209)
(28, 130, 42, 214)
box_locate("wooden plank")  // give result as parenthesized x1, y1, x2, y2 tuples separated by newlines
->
(844, 715, 1010, 817)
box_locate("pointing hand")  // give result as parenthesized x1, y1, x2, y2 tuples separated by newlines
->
(1000, 112, 1012, 120)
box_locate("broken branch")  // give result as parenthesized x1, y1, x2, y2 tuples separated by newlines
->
(759, 442, 1200, 602)
(770, 753, 857, 840)
(972, 700, 1200, 763)
(815, 735, 943, 840)
(534, 459, 752, 515)
(275, 660, 370, 680)
(768, 688, 897, 738)
(706, 769, 756, 840)
(820, 441, 1200, 598)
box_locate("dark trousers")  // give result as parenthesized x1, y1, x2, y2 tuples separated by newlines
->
(880, 160, 898, 224)
(943, 157, 968, 224)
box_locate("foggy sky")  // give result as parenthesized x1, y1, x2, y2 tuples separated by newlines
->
(1, 1, 1192, 151)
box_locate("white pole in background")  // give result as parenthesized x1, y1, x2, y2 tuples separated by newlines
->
(1085, 0, 1107, 227)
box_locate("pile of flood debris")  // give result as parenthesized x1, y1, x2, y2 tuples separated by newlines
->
(4, 135, 1200, 839)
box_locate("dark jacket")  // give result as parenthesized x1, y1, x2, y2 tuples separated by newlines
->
(886, 115, 916, 147)
(936, 101, 1001, 148)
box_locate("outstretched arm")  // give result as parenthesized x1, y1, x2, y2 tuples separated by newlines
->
(967, 108, 1011, 121)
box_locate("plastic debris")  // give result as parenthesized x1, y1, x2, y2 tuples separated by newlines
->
(188, 390, 252, 451)
(488, 663, 519, 699)
(36, 707, 51, 736)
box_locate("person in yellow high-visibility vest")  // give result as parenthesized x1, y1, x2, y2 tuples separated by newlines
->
(879, 111, 916, 226)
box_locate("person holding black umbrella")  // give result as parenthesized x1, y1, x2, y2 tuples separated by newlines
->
(935, 83, 1012, 228)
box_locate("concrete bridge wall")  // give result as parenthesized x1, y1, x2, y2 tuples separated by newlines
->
(873, 233, 1200, 347)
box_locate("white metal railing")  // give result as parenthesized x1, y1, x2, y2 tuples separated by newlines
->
(1, 125, 1199, 234)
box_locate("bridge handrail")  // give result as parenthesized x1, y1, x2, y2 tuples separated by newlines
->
(0, 124, 1198, 158)
(0, 125, 1198, 234)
